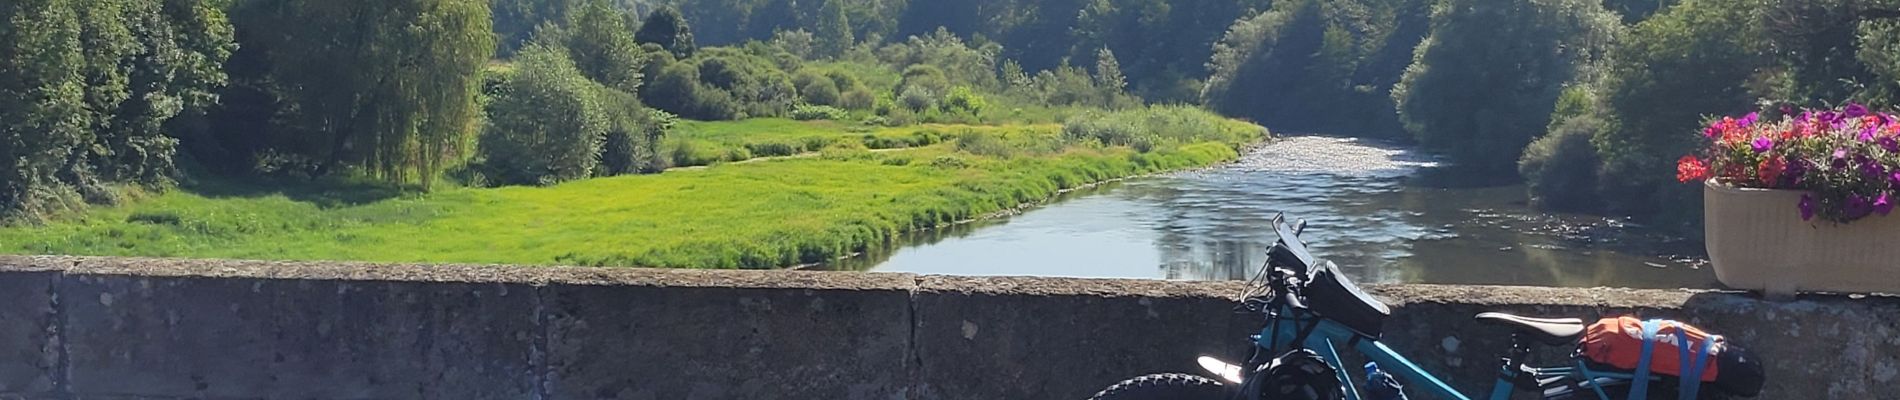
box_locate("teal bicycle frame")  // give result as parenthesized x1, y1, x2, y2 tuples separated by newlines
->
(1252, 303, 1647, 400)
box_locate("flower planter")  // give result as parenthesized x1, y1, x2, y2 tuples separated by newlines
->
(1704, 180, 1900, 297)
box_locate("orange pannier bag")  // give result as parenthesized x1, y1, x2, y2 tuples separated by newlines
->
(1580, 316, 1722, 382)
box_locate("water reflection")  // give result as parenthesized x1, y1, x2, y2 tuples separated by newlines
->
(830, 136, 1717, 289)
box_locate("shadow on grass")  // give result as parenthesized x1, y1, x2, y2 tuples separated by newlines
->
(178, 173, 410, 208)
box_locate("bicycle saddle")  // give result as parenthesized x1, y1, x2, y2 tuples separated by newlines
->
(1473, 312, 1585, 345)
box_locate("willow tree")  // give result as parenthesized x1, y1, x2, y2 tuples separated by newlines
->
(238, 0, 494, 188)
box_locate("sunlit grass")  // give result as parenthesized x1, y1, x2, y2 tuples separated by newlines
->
(1, 118, 1263, 269)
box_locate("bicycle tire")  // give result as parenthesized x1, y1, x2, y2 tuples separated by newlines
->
(1088, 373, 1226, 400)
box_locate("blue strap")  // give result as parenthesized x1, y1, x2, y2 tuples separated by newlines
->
(1678, 335, 1718, 400)
(1629, 320, 1661, 400)
(1687, 329, 1702, 398)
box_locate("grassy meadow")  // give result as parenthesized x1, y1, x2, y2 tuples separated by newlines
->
(2, 111, 1265, 269)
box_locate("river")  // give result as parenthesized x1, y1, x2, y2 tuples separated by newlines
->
(829, 136, 1718, 289)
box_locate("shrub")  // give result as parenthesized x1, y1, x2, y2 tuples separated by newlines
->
(599, 95, 673, 175)
(819, 141, 875, 161)
(955, 132, 1015, 158)
(840, 88, 877, 111)
(1520, 116, 1604, 211)
(899, 86, 937, 112)
(480, 45, 611, 186)
(824, 70, 861, 92)
(1062, 105, 1267, 149)
(943, 86, 986, 115)
(790, 104, 849, 121)
(746, 141, 800, 157)
(795, 71, 842, 106)
(929, 156, 971, 169)
(873, 95, 897, 116)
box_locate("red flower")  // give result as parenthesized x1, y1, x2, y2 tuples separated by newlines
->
(1677, 155, 1710, 183)
(1757, 156, 1786, 186)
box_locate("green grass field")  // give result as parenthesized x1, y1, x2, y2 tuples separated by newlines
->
(665, 118, 1063, 167)
(1, 116, 1263, 269)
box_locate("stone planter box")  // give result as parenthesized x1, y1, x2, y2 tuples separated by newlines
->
(1704, 180, 1900, 297)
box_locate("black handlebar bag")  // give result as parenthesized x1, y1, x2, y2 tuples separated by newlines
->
(1302, 260, 1391, 338)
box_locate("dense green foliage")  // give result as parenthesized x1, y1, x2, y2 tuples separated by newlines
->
(1512, 0, 1900, 223)
(479, 45, 614, 185)
(635, 6, 696, 57)
(1064, 106, 1266, 153)
(202, 0, 493, 189)
(1393, 0, 1622, 175)
(1202, 0, 1434, 137)
(1, 0, 233, 223)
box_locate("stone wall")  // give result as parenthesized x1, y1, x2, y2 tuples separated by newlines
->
(0, 256, 1892, 399)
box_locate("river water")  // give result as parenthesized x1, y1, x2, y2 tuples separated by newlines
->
(831, 136, 1718, 289)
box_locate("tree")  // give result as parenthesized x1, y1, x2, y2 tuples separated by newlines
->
(1202, 0, 1431, 137)
(3, 0, 233, 222)
(815, 0, 853, 58)
(490, 0, 576, 55)
(232, 0, 494, 188)
(105, 0, 235, 185)
(636, 6, 695, 58)
(1, 0, 87, 221)
(552, 0, 647, 94)
(1095, 47, 1127, 92)
(771, 29, 814, 59)
(1589, 0, 1767, 216)
(480, 44, 611, 185)
(1393, 0, 1623, 176)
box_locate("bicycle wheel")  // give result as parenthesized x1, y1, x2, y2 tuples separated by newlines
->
(1088, 373, 1225, 400)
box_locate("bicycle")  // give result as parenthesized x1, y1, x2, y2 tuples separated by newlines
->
(1089, 214, 1748, 400)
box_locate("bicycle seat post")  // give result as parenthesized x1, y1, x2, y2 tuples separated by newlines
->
(1496, 333, 1537, 389)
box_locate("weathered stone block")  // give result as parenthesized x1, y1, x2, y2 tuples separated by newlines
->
(541, 269, 913, 400)
(910, 276, 1254, 400)
(0, 266, 60, 396)
(57, 259, 540, 399)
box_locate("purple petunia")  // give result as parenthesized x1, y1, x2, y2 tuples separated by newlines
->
(1863, 161, 1889, 181)
(1892, 171, 1900, 187)
(1863, 126, 1879, 142)
(1846, 103, 1870, 118)
(1846, 194, 1874, 220)
(1787, 159, 1810, 184)
(1741, 112, 1759, 127)
(1800, 194, 1817, 221)
(1751, 137, 1774, 153)
(1878, 194, 1896, 216)
(1882, 136, 1900, 153)
(1833, 148, 1851, 169)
